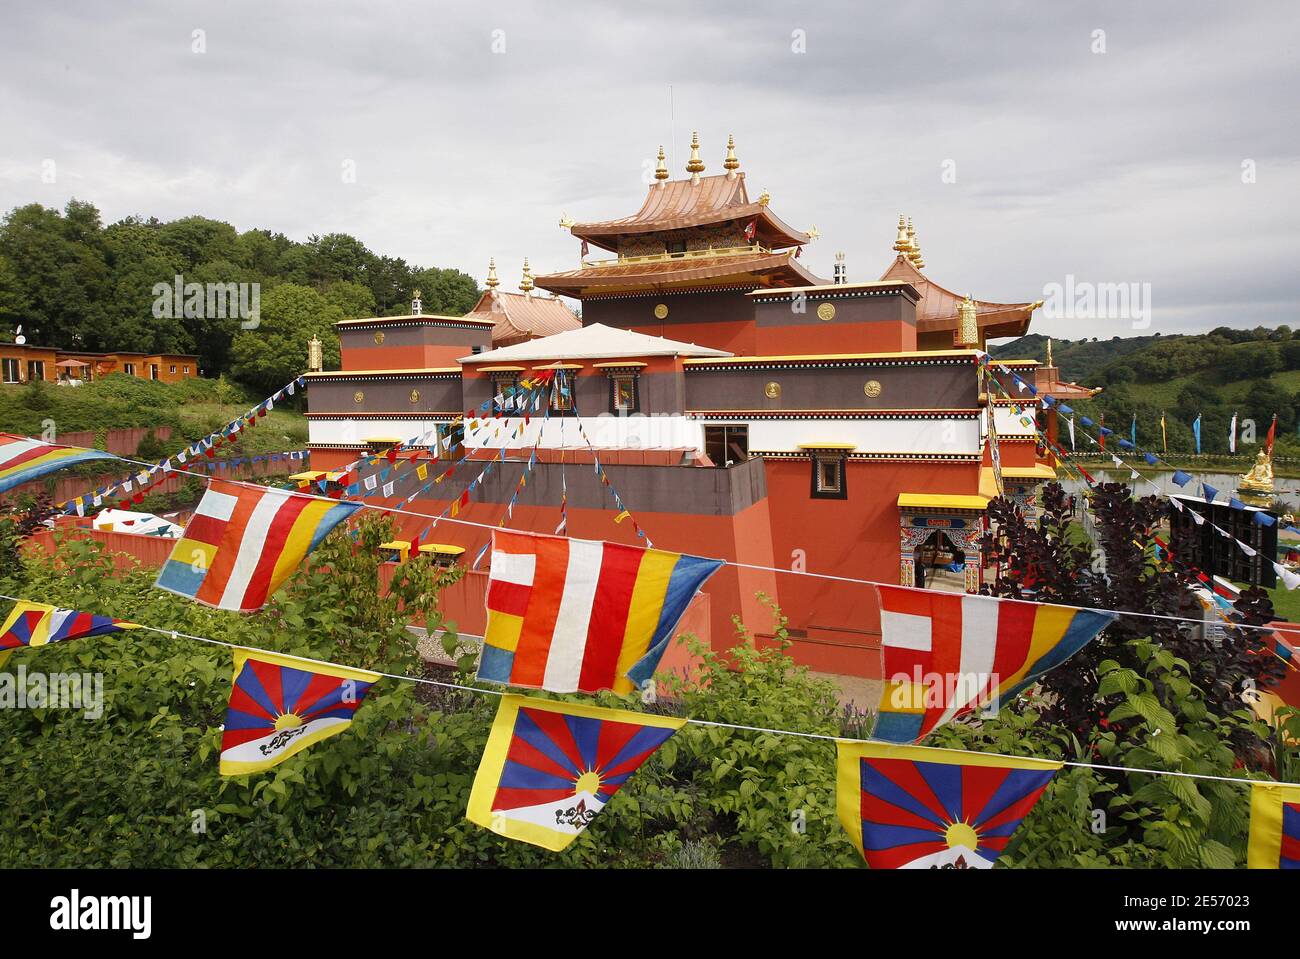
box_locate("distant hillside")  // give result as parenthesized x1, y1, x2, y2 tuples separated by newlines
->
(990, 326, 1300, 456)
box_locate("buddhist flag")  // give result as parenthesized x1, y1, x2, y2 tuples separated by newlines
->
(874, 585, 1117, 743)
(156, 479, 361, 612)
(1247, 782, 1300, 868)
(0, 600, 137, 669)
(467, 694, 684, 851)
(836, 741, 1059, 868)
(219, 650, 380, 775)
(0, 433, 117, 495)
(477, 529, 723, 694)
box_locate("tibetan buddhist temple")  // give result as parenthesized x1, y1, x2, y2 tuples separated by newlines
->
(304, 135, 1067, 688)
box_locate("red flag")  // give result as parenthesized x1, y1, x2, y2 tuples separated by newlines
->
(743, 220, 756, 242)
(1267, 414, 1278, 455)
(580, 239, 589, 257)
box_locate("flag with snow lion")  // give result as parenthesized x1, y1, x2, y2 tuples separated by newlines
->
(0, 600, 137, 670)
(467, 695, 685, 851)
(219, 650, 380, 775)
(836, 741, 1060, 869)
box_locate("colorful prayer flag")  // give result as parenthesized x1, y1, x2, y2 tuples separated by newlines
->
(836, 741, 1060, 868)
(873, 585, 1117, 743)
(466, 694, 684, 851)
(219, 650, 380, 775)
(0, 600, 136, 669)
(1247, 782, 1300, 868)
(156, 479, 361, 612)
(0, 433, 117, 495)
(478, 529, 723, 694)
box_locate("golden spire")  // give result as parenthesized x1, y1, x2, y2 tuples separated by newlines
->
(957, 294, 979, 347)
(519, 257, 534, 295)
(686, 131, 705, 182)
(892, 214, 910, 254)
(485, 257, 499, 291)
(1046, 337, 1054, 368)
(654, 145, 669, 182)
(723, 134, 739, 175)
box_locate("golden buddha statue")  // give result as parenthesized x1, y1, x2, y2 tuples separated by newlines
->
(1239, 448, 1274, 498)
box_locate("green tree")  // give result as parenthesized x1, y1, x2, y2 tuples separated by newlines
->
(227, 284, 341, 393)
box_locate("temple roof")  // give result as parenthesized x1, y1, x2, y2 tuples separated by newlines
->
(465, 289, 581, 346)
(534, 248, 822, 298)
(880, 254, 1039, 341)
(569, 173, 811, 252)
(460, 323, 731, 364)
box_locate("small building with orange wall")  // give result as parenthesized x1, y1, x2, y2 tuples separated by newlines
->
(0, 343, 199, 384)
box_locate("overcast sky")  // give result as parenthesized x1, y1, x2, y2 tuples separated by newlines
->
(1, 1, 1296, 340)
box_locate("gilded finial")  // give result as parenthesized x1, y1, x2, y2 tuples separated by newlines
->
(805, 225, 821, 241)
(485, 257, 499, 291)
(654, 145, 669, 182)
(558, 212, 576, 229)
(519, 258, 534, 295)
(892, 215, 910, 254)
(757, 189, 770, 206)
(957, 294, 979, 348)
(723, 134, 739, 174)
(907, 219, 925, 270)
(686, 131, 705, 181)
(1046, 337, 1054, 368)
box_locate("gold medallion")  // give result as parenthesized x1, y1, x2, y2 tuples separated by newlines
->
(409, 389, 420, 403)
(864, 380, 882, 398)
(374, 331, 385, 345)
(653, 303, 669, 319)
(764, 381, 782, 399)
(816, 302, 836, 322)
(354, 390, 365, 404)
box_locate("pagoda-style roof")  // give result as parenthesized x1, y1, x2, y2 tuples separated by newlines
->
(880, 254, 1039, 341)
(460, 323, 731, 365)
(534, 248, 821, 299)
(569, 173, 811, 252)
(465, 289, 580, 347)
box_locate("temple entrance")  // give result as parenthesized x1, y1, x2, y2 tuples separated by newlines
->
(897, 498, 988, 594)
(911, 530, 968, 592)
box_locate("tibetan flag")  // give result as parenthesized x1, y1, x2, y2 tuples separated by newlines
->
(874, 585, 1117, 743)
(478, 529, 723, 694)
(836, 741, 1060, 868)
(0, 600, 136, 669)
(1247, 782, 1300, 868)
(466, 694, 684, 851)
(0, 433, 117, 495)
(156, 479, 361, 612)
(219, 650, 379, 775)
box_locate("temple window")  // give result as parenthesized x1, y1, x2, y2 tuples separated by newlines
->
(666, 239, 687, 256)
(609, 373, 639, 413)
(811, 453, 847, 499)
(490, 373, 518, 414)
(704, 425, 748, 467)
(550, 370, 575, 415)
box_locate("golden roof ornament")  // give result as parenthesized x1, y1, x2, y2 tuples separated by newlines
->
(805, 225, 821, 240)
(654, 145, 669, 182)
(892, 215, 910, 254)
(686, 131, 705, 182)
(1046, 337, 1054, 368)
(411, 288, 423, 315)
(723, 134, 740, 175)
(558, 212, 576, 229)
(757, 189, 770, 206)
(307, 334, 323, 373)
(957, 294, 979, 347)
(485, 257, 499, 291)
(519, 257, 534, 295)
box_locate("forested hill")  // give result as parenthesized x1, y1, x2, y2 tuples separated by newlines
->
(991, 327, 1300, 455)
(0, 200, 481, 391)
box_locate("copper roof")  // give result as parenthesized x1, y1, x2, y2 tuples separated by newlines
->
(535, 250, 821, 298)
(880, 255, 1038, 340)
(570, 173, 810, 251)
(465, 289, 581, 346)
(1033, 365, 1102, 400)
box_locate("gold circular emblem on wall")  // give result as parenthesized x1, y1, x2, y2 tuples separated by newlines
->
(374, 331, 385, 345)
(353, 390, 365, 404)
(653, 303, 669, 319)
(409, 389, 420, 403)
(816, 302, 836, 322)
(864, 380, 882, 398)
(764, 381, 782, 399)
